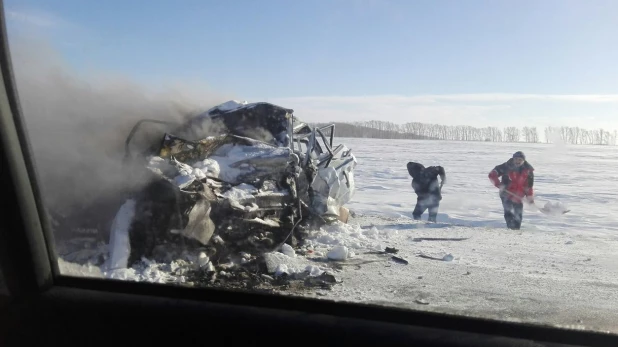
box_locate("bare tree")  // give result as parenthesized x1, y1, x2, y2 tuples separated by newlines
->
(529, 127, 539, 143)
(503, 127, 520, 142)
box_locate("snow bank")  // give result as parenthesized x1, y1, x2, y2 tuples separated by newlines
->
(58, 259, 103, 278)
(304, 221, 389, 254)
(327, 246, 349, 260)
(103, 258, 196, 284)
(106, 265, 176, 283)
(263, 251, 327, 277)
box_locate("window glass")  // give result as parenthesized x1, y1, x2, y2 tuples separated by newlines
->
(5, 0, 618, 333)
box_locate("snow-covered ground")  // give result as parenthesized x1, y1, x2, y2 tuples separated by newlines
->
(296, 138, 618, 332)
(58, 138, 618, 333)
(342, 138, 618, 233)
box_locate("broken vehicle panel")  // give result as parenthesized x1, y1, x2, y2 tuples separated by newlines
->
(106, 100, 357, 270)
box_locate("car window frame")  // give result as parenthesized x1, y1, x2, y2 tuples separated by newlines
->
(0, 2, 616, 346)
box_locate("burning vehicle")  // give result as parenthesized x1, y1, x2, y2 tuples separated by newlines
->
(105, 100, 357, 271)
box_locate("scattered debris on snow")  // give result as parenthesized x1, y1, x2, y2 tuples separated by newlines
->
(305, 222, 385, 254)
(415, 298, 430, 305)
(280, 244, 296, 258)
(327, 246, 349, 261)
(391, 256, 409, 265)
(418, 252, 456, 262)
(412, 237, 470, 242)
(264, 251, 325, 277)
(303, 272, 338, 289)
(385, 247, 399, 254)
(306, 265, 324, 277)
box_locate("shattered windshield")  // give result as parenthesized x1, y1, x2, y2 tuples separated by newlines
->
(6, 0, 618, 334)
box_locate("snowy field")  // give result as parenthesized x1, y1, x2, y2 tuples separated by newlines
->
(342, 138, 618, 231)
(58, 138, 618, 333)
(297, 138, 618, 332)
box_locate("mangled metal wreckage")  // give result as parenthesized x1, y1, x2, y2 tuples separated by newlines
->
(107, 101, 357, 270)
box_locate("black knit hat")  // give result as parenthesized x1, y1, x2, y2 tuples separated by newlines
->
(513, 151, 526, 160)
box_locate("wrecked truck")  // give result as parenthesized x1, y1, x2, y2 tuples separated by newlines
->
(106, 101, 357, 270)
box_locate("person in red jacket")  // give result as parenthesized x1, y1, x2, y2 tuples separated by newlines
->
(488, 151, 534, 230)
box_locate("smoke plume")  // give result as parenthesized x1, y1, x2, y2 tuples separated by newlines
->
(10, 35, 232, 222)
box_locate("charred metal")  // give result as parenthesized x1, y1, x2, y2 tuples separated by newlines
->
(106, 101, 357, 269)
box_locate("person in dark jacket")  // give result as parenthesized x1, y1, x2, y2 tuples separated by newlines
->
(488, 151, 534, 230)
(407, 162, 446, 223)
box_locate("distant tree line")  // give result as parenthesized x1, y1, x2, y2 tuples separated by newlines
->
(310, 122, 431, 140)
(544, 126, 617, 146)
(311, 120, 618, 145)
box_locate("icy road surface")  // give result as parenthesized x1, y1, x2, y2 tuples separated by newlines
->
(59, 138, 618, 332)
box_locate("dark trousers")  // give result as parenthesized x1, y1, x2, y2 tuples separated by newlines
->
(501, 195, 523, 230)
(413, 195, 440, 222)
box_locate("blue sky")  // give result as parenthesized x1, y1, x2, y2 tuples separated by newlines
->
(5, 0, 618, 129)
